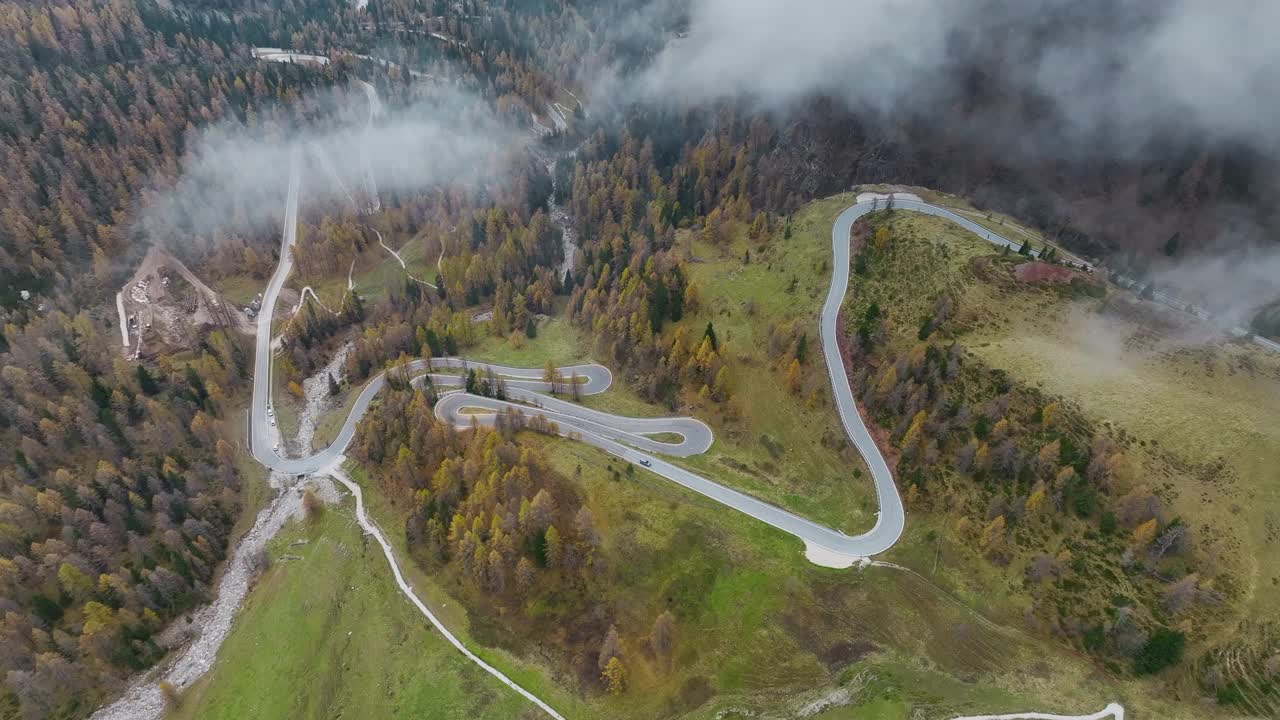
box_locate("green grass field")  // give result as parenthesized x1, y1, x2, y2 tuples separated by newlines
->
(171, 507, 539, 720)
(469, 315, 590, 367)
(211, 273, 265, 308)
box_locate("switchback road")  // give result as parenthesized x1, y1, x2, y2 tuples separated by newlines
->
(241, 108, 1112, 715)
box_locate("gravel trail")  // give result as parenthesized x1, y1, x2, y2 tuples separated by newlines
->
(322, 462, 566, 719)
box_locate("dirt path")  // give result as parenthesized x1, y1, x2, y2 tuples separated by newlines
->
(290, 286, 339, 316)
(115, 292, 129, 347)
(376, 228, 437, 288)
(379, 230, 407, 269)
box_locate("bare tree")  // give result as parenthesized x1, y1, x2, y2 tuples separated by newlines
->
(650, 611, 675, 666)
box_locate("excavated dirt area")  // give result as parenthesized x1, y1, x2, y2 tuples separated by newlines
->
(1013, 261, 1078, 284)
(118, 246, 255, 358)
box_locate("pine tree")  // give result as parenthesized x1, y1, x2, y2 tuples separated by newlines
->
(136, 364, 160, 395)
(327, 372, 340, 397)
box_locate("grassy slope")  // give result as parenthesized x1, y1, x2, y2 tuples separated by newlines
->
(171, 508, 537, 720)
(844, 206, 1280, 714)
(964, 293, 1280, 615)
(389, 197, 1227, 717)
(521, 433, 1084, 720)
(887, 194, 1280, 628)
(669, 194, 875, 533)
(311, 382, 362, 450)
(448, 197, 881, 533)
(862, 183, 1056, 258)
(340, 463, 598, 720)
(958, 262, 1280, 707)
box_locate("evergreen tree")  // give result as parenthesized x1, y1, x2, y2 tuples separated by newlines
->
(136, 364, 160, 395)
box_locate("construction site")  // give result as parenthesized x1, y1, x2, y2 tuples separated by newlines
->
(116, 246, 257, 359)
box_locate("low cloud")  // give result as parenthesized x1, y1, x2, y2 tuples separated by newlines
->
(139, 82, 516, 244)
(1146, 245, 1280, 329)
(626, 0, 1280, 157)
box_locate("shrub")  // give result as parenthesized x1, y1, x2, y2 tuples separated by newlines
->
(302, 487, 323, 519)
(158, 680, 180, 709)
(1133, 628, 1185, 675)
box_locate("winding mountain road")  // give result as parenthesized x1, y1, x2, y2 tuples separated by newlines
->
(951, 703, 1124, 720)
(240, 69, 1114, 712)
(251, 192, 1100, 567)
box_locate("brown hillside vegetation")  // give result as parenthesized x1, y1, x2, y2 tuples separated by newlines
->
(846, 209, 1280, 716)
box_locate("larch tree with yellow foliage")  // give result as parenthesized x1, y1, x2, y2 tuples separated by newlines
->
(900, 410, 928, 450)
(785, 358, 802, 394)
(602, 656, 627, 694)
(981, 515, 1006, 550)
(1025, 483, 1048, 514)
(1132, 518, 1159, 549)
(875, 365, 898, 396)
